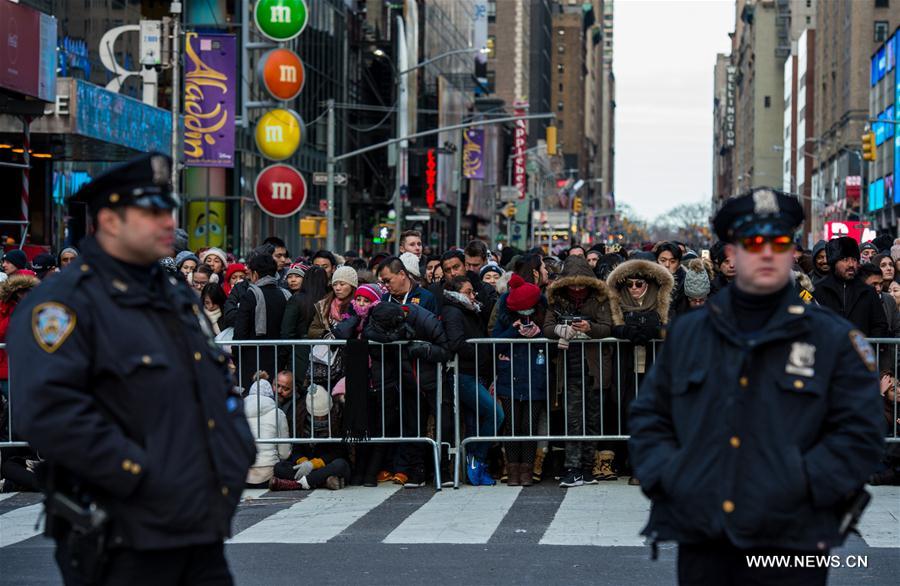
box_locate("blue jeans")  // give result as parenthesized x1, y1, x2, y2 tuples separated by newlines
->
(458, 374, 504, 460)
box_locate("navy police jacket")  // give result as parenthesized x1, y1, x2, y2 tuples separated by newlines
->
(8, 237, 256, 550)
(628, 284, 884, 550)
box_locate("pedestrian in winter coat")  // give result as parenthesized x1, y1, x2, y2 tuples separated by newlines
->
(544, 256, 614, 488)
(307, 266, 357, 339)
(709, 242, 735, 296)
(682, 259, 711, 309)
(630, 188, 884, 585)
(858, 263, 900, 337)
(0, 274, 40, 395)
(813, 237, 889, 338)
(440, 275, 504, 486)
(607, 259, 674, 483)
(268, 388, 351, 491)
(655, 242, 688, 318)
(244, 378, 292, 486)
(493, 274, 548, 487)
(234, 254, 291, 387)
(200, 247, 228, 281)
(810, 239, 830, 284)
(362, 302, 451, 487)
(279, 266, 330, 387)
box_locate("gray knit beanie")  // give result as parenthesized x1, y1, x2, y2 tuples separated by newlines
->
(331, 266, 359, 288)
(683, 267, 710, 299)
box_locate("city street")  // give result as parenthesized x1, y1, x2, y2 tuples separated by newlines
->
(1, 482, 898, 585)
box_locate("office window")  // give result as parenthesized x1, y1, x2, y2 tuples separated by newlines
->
(764, 96, 771, 108)
(486, 36, 496, 59)
(557, 64, 565, 73)
(559, 83, 564, 92)
(875, 21, 890, 42)
(806, 0, 811, 6)
(806, 16, 811, 24)
(557, 101, 564, 111)
(558, 45, 565, 54)
(875, 0, 889, 8)
(558, 29, 566, 36)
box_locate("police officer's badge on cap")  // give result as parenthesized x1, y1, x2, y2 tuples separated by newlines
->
(69, 152, 181, 214)
(712, 187, 804, 243)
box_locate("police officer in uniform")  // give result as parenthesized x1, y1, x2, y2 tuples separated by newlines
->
(8, 153, 256, 585)
(629, 188, 885, 585)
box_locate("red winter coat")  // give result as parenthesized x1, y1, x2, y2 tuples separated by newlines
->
(0, 274, 40, 379)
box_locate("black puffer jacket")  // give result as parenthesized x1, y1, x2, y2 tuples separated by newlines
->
(363, 303, 451, 394)
(439, 291, 489, 378)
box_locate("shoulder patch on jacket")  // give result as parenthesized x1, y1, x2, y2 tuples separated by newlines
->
(848, 329, 876, 372)
(32, 302, 77, 353)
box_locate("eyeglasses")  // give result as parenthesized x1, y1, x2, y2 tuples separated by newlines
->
(739, 234, 793, 253)
(626, 279, 646, 288)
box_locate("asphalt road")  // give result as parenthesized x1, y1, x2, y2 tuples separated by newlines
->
(1, 482, 897, 585)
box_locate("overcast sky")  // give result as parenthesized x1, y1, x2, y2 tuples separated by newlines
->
(614, 0, 735, 221)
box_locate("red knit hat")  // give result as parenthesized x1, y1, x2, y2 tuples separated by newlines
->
(506, 274, 541, 311)
(355, 283, 382, 304)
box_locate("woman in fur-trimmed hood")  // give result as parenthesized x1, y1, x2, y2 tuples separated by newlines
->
(0, 274, 40, 382)
(603, 259, 674, 484)
(543, 256, 614, 486)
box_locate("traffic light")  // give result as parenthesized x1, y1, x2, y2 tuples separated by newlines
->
(504, 204, 516, 218)
(862, 132, 877, 161)
(573, 197, 583, 213)
(546, 126, 558, 155)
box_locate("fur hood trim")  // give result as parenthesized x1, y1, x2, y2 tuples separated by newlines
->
(546, 273, 610, 305)
(606, 260, 674, 325)
(0, 274, 39, 303)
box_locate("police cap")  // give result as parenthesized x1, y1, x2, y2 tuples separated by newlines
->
(712, 187, 804, 243)
(70, 152, 180, 214)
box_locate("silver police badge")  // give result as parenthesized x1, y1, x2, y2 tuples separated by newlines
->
(753, 189, 780, 215)
(785, 342, 816, 377)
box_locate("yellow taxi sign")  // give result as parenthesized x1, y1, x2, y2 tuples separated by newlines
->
(255, 108, 304, 161)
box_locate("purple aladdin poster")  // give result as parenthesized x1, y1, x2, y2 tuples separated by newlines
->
(183, 33, 236, 167)
(463, 128, 485, 180)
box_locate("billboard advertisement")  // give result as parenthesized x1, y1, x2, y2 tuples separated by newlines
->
(183, 33, 236, 168)
(824, 221, 875, 243)
(0, 2, 56, 101)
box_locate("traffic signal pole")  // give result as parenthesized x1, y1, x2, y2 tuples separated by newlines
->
(325, 112, 555, 251)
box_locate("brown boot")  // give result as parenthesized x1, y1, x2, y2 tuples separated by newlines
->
(268, 477, 302, 491)
(532, 448, 546, 482)
(506, 462, 521, 487)
(520, 463, 534, 487)
(593, 450, 618, 481)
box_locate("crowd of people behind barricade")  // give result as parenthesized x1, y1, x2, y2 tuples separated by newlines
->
(1, 228, 898, 493)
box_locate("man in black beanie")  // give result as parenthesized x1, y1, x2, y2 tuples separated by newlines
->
(813, 237, 889, 337)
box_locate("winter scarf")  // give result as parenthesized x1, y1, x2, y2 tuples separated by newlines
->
(204, 307, 222, 335)
(329, 296, 346, 323)
(566, 286, 590, 307)
(444, 290, 481, 313)
(252, 275, 279, 335)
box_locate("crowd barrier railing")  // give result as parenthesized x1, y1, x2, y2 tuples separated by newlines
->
(1, 337, 898, 491)
(0, 339, 448, 490)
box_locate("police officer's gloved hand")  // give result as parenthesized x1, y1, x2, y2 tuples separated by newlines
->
(407, 342, 433, 360)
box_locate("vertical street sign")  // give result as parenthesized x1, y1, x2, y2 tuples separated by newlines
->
(254, 0, 309, 42)
(255, 108, 304, 161)
(255, 164, 307, 217)
(513, 103, 528, 200)
(258, 48, 305, 101)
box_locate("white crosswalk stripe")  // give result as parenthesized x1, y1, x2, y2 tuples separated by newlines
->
(1, 484, 897, 548)
(541, 483, 649, 546)
(229, 483, 401, 544)
(856, 485, 900, 548)
(0, 503, 43, 548)
(384, 486, 521, 544)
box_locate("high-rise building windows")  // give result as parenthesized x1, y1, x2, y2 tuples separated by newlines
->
(764, 96, 771, 108)
(875, 21, 890, 42)
(875, 0, 889, 9)
(558, 101, 564, 111)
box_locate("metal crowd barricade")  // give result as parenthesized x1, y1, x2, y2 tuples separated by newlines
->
(864, 338, 900, 444)
(451, 336, 900, 487)
(451, 337, 662, 488)
(225, 338, 447, 490)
